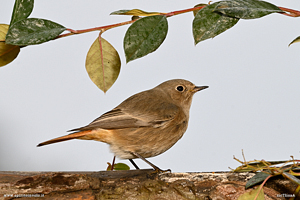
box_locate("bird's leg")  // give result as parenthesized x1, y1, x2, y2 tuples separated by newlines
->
(131, 152, 171, 173)
(129, 159, 140, 169)
(111, 156, 116, 171)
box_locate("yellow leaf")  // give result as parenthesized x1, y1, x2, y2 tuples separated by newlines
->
(289, 36, 300, 46)
(238, 187, 265, 200)
(0, 24, 20, 67)
(86, 36, 121, 93)
(0, 42, 20, 67)
(106, 162, 113, 171)
(0, 24, 9, 40)
(110, 9, 164, 16)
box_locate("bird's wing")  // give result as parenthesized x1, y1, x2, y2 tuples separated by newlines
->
(73, 108, 149, 131)
(69, 93, 179, 132)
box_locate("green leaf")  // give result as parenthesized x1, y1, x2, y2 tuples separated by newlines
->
(106, 162, 130, 171)
(86, 36, 121, 93)
(110, 10, 131, 15)
(10, 0, 34, 25)
(5, 18, 66, 45)
(0, 24, 20, 67)
(114, 163, 130, 171)
(111, 9, 162, 16)
(238, 186, 264, 200)
(245, 172, 271, 189)
(214, 0, 283, 19)
(283, 172, 300, 186)
(193, 4, 208, 16)
(124, 15, 168, 63)
(193, 2, 239, 44)
(246, 160, 289, 167)
(289, 36, 300, 46)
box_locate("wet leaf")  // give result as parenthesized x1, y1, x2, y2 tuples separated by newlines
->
(0, 24, 20, 67)
(238, 186, 264, 200)
(124, 15, 168, 62)
(5, 18, 66, 45)
(289, 36, 300, 46)
(214, 0, 283, 19)
(111, 9, 162, 16)
(193, 2, 239, 44)
(86, 36, 121, 93)
(10, 0, 34, 25)
(245, 172, 271, 189)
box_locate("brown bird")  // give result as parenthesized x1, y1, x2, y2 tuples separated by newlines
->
(37, 79, 208, 172)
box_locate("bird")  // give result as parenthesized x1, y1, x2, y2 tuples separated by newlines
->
(37, 79, 208, 172)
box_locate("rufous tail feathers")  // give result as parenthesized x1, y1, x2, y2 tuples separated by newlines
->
(37, 130, 92, 147)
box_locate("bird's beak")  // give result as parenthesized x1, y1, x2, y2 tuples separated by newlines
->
(192, 85, 209, 93)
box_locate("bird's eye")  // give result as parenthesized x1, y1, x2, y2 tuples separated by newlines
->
(176, 85, 184, 92)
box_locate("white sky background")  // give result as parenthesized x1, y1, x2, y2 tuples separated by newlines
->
(0, 0, 299, 172)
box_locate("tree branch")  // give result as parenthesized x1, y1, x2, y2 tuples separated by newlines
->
(0, 170, 299, 199)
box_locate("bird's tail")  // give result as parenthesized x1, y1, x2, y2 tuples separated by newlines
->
(37, 130, 93, 147)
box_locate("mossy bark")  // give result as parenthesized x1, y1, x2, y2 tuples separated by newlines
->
(0, 170, 299, 199)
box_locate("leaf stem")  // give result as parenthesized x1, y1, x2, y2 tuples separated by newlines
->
(165, 6, 206, 17)
(254, 175, 273, 200)
(294, 185, 300, 199)
(56, 19, 139, 39)
(56, 5, 207, 39)
(279, 7, 300, 17)
(56, 5, 300, 40)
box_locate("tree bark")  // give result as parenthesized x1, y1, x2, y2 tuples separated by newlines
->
(0, 170, 299, 199)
